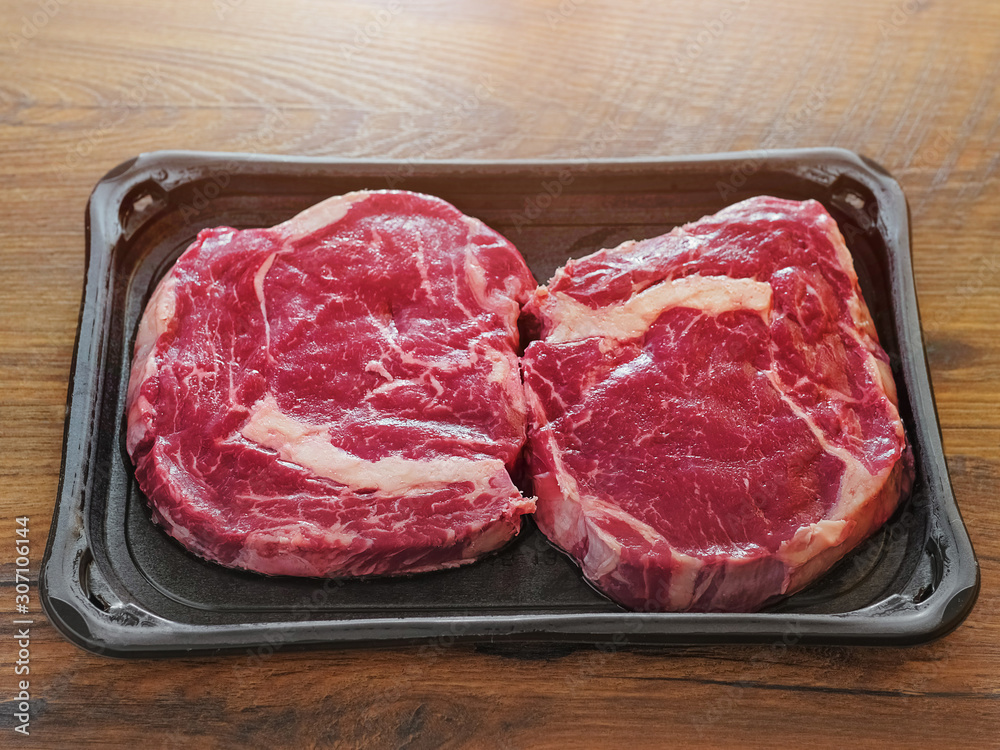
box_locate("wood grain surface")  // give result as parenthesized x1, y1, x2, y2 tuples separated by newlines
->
(2, 0, 999, 747)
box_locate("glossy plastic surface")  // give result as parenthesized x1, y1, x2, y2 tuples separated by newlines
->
(40, 148, 979, 656)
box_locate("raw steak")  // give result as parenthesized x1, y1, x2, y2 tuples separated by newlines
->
(126, 190, 536, 577)
(522, 196, 913, 612)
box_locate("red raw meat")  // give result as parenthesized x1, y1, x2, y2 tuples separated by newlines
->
(126, 190, 536, 577)
(522, 196, 913, 612)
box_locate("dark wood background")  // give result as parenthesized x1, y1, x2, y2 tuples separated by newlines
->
(2, 0, 998, 746)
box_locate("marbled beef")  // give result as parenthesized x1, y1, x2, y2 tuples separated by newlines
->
(126, 190, 536, 577)
(522, 197, 913, 612)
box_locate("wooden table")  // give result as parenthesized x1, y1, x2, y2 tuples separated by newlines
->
(3, 0, 998, 746)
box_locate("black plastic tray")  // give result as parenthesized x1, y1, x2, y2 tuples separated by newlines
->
(40, 148, 979, 656)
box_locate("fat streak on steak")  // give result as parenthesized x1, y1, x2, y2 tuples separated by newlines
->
(522, 196, 913, 612)
(126, 190, 536, 577)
